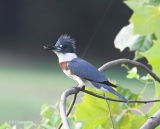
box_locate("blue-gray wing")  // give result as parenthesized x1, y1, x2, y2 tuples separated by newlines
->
(68, 58, 107, 83)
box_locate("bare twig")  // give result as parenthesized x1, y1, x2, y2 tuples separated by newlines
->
(82, 89, 160, 103)
(140, 110, 160, 129)
(104, 94, 115, 129)
(57, 94, 77, 129)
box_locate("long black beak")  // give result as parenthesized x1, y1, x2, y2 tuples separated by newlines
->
(43, 45, 56, 50)
(43, 45, 62, 52)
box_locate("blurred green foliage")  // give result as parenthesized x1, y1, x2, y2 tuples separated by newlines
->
(75, 87, 146, 129)
(1, 0, 160, 128)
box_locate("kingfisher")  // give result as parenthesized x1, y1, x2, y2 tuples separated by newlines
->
(44, 35, 127, 102)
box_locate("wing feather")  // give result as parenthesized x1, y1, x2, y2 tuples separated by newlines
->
(68, 58, 107, 83)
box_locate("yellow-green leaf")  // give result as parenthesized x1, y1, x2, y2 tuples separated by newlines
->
(75, 88, 117, 129)
(142, 41, 160, 96)
(75, 87, 142, 128)
(131, 5, 160, 38)
(124, 0, 149, 10)
(142, 41, 160, 75)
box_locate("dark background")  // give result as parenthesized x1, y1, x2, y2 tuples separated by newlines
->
(0, 0, 133, 64)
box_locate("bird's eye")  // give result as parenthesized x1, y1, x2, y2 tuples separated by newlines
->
(59, 45, 63, 48)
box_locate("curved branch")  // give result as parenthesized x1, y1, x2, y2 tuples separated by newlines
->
(98, 59, 160, 82)
(140, 110, 160, 129)
(59, 87, 81, 129)
(57, 94, 77, 129)
(82, 89, 160, 103)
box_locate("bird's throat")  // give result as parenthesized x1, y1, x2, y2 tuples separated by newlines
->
(56, 53, 77, 62)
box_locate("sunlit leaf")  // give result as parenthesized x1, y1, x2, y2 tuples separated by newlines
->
(114, 23, 140, 52)
(142, 41, 160, 96)
(41, 105, 54, 119)
(75, 88, 114, 129)
(116, 111, 146, 129)
(134, 51, 144, 60)
(114, 23, 154, 52)
(94, 125, 104, 129)
(0, 123, 11, 129)
(147, 103, 160, 117)
(75, 86, 142, 128)
(124, 0, 149, 10)
(142, 41, 160, 71)
(126, 67, 140, 79)
(130, 115, 146, 129)
(156, 16, 160, 39)
(24, 121, 35, 129)
(141, 74, 150, 80)
(131, 35, 154, 52)
(131, 5, 160, 38)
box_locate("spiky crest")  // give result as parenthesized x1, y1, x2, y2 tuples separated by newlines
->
(57, 34, 76, 52)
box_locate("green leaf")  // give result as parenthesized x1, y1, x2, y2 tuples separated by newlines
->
(75, 89, 113, 129)
(142, 41, 160, 96)
(75, 87, 142, 128)
(40, 104, 61, 128)
(124, 0, 149, 10)
(75, 87, 124, 129)
(114, 23, 154, 52)
(130, 115, 146, 129)
(68, 116, 77, 129)
(131, 5, 160, 38)
(149, 0, 160, 6)
(140, 74, 150, 80)
(131, 35, 153, 52)
(94, 125, 104, 129)
(40, 104, 54, 119)
(134, 51, 144, 60)
(142, 41, 160, 70)
(126, 67, 140, 79)
(156, 16, 160, 39)
(116, 111, 146, 129)
(147, 103, 160, 117)
(0, 123, 11, 129)
(114, 23, 140, 52)
(40, 104, 50, 116)
(24, 121, 35, 129)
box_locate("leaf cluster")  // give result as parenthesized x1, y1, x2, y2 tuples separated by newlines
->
(114, 0, 160, 128)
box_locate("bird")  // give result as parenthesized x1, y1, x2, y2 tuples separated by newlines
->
(44, 35, 127, 102)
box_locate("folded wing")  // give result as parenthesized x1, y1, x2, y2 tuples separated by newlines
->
(68, 58, 107, 83)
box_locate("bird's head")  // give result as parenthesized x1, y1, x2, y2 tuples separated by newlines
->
(44, 35, 76, 54)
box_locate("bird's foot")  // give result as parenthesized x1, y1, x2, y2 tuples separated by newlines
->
(76, 85, 85, 91)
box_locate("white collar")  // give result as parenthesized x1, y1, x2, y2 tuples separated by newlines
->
(54, 52, 77, 62)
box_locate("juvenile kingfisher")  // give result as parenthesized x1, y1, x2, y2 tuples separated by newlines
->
(44, 35, 127, 102)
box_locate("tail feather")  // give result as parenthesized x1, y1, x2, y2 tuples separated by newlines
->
(90, 81, 128, 102)
(102, 81, 117, 88)
(104, 86, 128, 102)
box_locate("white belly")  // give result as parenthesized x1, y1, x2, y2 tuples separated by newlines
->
(63, 70, 109, 92)
(63, 70, 85, 87)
